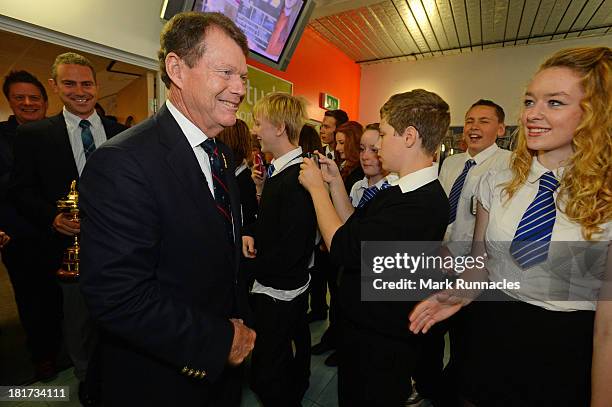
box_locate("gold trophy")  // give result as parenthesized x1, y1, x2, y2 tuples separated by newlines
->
(56, 180, 80, 281)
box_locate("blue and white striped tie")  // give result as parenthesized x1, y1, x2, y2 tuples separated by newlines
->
(509, 171, 559, 269)
(266, 163, 275, 178)
(448, 159, 476, 224)
(357, 181, 391, 208)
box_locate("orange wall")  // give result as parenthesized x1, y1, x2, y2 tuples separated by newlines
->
(247, 27, 361, 123)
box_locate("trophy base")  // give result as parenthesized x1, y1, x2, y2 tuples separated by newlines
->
(56, 268, 79, 282)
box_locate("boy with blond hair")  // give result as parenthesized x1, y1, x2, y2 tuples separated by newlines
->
(242, 92, 316, 406)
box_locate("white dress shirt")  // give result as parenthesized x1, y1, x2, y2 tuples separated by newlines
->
(439, 143, 512, 251)
(63, 107, 107, 176)
(477, 158, 611, 311)
(165, 100, 215, 197)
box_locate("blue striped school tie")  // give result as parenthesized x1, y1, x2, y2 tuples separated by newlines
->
(448, 159, 476, 224)
(79, 119, 96, 160)
(509, 171, 559, 269)
(266, 163, 275, 178)
(357, 181, 391, 208)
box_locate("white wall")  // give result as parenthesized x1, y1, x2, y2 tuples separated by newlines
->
(0, 0, 165, 60)
(359, 36, 612, 126)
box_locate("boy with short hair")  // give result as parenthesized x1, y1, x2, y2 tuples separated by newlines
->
(298, 89, 451, 405)
(242, 92, 316, 406)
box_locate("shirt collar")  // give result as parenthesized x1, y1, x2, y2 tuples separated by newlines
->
(358, 176, 393, 190)
(270, 147, 303, 176)
(166, 100, 209, 148)
(390, 164, 438, 193)
(63, 106, 102, 128)
(527, 158, 566, 184)
(468, 142, 499, 165)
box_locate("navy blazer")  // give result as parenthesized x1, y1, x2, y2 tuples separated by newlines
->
(79, 104, 246, 405)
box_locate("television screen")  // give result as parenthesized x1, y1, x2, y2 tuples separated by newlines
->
(193, 0, 312, 69)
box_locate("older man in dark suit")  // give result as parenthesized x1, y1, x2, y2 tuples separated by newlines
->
(78, 12, 256, 407)
(9, 53, 126, 402)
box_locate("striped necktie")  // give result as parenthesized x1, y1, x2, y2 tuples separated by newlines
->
(509, 171, 559, 269)
(79, 119, 96, 160)
(266, 163, 275, 178)
(448, 159, 476, 224)
(201, 139, 233, 245)
(357, 181, 391, 208)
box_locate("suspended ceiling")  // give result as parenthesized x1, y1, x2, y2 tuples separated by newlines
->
(309, 0, 612, 64)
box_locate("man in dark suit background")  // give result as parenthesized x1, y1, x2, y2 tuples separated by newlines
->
(78, 12, 256, 406)
(9, 53, 126, 402)
(0, 70, 54, 380)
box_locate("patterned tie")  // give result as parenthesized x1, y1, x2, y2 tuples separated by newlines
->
(201, 139, 233, 245)
(448, 159, 476, 224)
(266, 163, 275, 179)
(79, 119, 96, 160)
(357, 181, 391, 208)
(510, 171, 560, 269)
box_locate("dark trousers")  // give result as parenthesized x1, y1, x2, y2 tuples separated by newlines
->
(309, 246, 330, 317)
(413, 323, 447, 401)
(2, 238, 63, 362)
(61, 282, 97, 382)
(250, 291, 311, 407)
(310, 247, 339, 346)
(337, 317, 416, 407)
(456, 292, 594, 407)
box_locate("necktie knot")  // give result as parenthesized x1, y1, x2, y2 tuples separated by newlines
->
(357, 181, 389, 208)
(79, 119, 91, 129)
(538, 171, 559, 193)
(465, 159, 476, 170)
(201, 138, 216, 156)
(266, 163, 275, 178)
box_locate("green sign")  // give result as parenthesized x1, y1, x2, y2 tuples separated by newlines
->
(238, 65, 293, 128)
(320, 93, 340, 110)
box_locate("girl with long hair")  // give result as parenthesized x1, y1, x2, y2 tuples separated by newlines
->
(410, 46, 611, 406)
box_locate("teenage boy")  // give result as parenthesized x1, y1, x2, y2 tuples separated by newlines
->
(299, 89, 450, 406)
(242, 92, 317, 406)
(407, 99, 512, 405)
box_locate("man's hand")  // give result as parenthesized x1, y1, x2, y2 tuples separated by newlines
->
(227, 318, 256, 366)
(0, 229, 10, 248)
(242, 236, 256, 258)
(53, 213, 80, 236)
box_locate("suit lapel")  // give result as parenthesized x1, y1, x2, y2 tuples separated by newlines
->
(49, 114, 79, 179)
(157, 106, 232, 246)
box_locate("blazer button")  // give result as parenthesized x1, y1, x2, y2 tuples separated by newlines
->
(187, 368, 195, 377)
(200, 371, 207, 379)
(181, 366, 189, 375)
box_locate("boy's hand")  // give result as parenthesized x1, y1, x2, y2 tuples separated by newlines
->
(316, 152, 342, 184)
(299, 157, 326, 193)
(251, 169, 264, 195)
(242, 236, 257, 258)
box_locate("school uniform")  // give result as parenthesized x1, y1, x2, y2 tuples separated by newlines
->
(454, 159, 611, 407)
(244, 147, 317, 406)
(330, 165, 449, 406)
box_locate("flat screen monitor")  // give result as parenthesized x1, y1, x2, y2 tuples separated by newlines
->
(192, 0, 314, 71)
